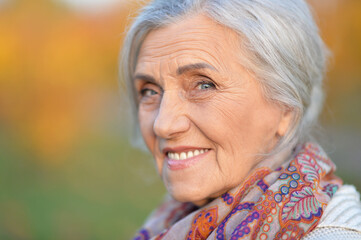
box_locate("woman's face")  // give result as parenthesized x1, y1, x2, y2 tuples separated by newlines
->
(134, 14, 290, 206)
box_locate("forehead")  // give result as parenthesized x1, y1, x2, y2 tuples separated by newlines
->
(136, 14, 241, 74)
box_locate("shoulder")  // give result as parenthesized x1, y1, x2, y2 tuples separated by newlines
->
(302, 185, 361, 240)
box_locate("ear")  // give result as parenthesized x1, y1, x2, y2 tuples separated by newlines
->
(276, 108, 294, 137)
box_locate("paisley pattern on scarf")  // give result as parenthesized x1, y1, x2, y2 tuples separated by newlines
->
(133, 143, 342, 240)
(186, 206, 218, 239)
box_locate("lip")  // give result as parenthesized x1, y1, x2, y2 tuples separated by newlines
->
(165, 149, 210, 171)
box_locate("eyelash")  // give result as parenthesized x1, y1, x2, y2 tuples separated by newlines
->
(136, 76, 216, 103)
(196, 80, 217, 90)
(140, 88, 158, 97)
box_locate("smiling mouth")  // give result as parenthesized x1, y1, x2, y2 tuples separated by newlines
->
(167, 149, 209, 160)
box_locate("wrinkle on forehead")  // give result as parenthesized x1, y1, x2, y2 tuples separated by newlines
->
(136, 14, 242, 77)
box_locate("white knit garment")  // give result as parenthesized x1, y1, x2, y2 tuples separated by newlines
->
(302, 185, 361, 240)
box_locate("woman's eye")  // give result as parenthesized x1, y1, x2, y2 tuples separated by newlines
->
(197, 81, 216, 90)
(140, 88, 158, 97)
(137, 84, 162, 105)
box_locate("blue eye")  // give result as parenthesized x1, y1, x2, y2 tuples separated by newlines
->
(140, 88, 158, 96)
(198, 81, 215, 90)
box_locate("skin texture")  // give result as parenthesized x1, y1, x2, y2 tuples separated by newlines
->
(134, 14, 292, 206)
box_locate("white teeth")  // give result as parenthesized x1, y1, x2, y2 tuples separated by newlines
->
(167, 149, 209, 160)
(194, 150, 200, 156)
(180, 152, 187, 160)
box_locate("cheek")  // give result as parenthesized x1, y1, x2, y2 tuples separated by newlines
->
(139, 108, 166, 175)
(189, 91, 277, 157)
(189, 93, 252, 141)
(138, 108, 157, 150)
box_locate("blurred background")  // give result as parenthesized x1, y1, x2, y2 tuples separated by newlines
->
(0, 0, 360, 239)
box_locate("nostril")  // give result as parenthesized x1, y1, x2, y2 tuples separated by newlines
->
(153, 115, 191, 140)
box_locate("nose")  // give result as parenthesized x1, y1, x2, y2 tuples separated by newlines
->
(153, 91, 190, 139)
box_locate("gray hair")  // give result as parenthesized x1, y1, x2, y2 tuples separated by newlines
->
(120, 0, 329, 155)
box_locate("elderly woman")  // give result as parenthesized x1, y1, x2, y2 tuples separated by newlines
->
(121, 0, 361, 239)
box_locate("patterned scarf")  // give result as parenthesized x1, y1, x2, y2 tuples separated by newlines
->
(133, 143, 342, 240)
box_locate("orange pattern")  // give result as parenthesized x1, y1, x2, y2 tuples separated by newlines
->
(186, 207, 218, 240)
(133, 143, 342, 240)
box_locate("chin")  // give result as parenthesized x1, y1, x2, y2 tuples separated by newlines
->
(167, 184, 211, 206)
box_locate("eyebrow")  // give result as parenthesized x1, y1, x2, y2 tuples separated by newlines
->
(176, 62, 217, 75)
(133, 62, 217, 83)
(133, 73, 156, 84)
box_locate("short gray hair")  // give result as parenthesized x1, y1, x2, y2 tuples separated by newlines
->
(120, 0, 329, 154)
